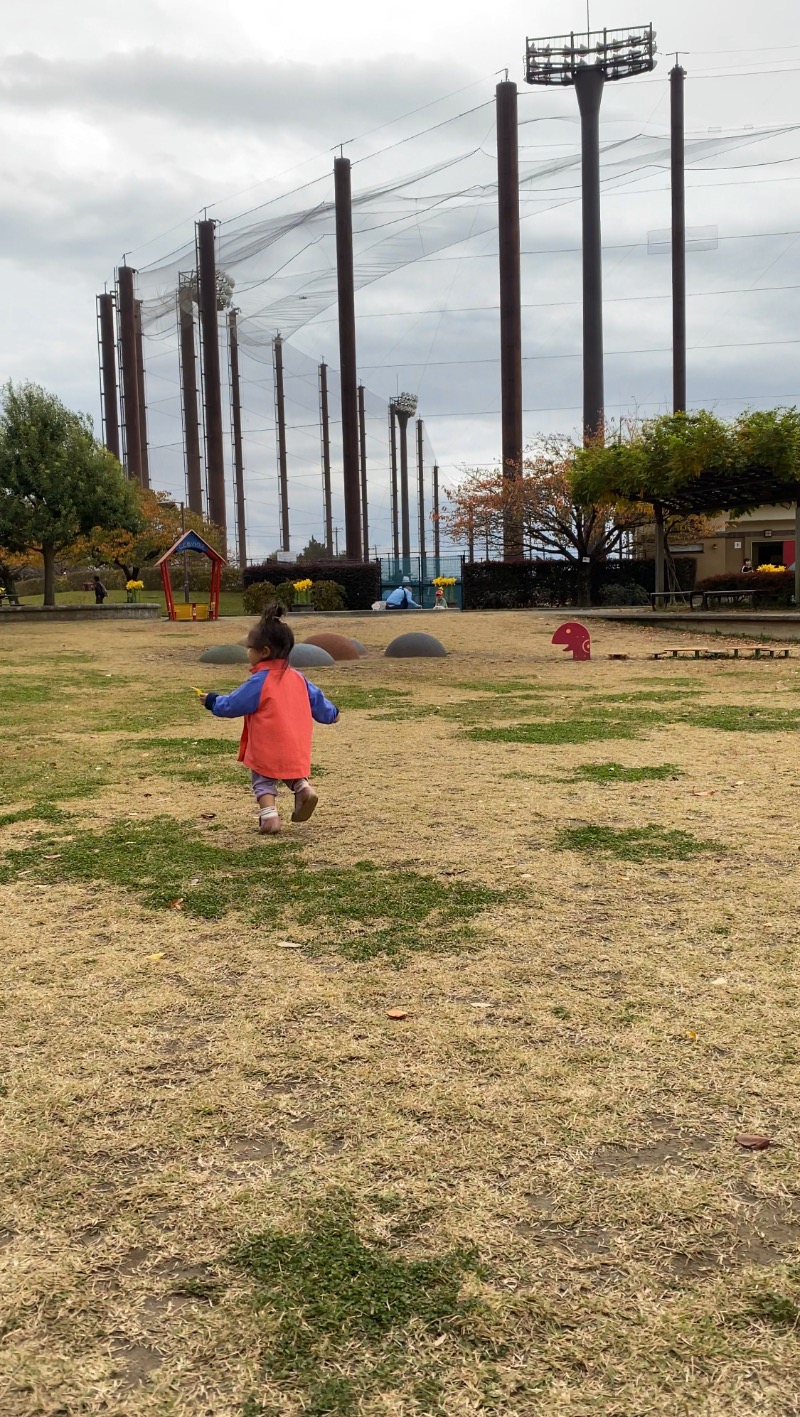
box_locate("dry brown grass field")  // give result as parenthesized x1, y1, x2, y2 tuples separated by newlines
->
(1, 610, 799, 1417)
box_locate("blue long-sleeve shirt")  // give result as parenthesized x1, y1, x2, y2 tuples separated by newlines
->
(204, 669, 339, 723)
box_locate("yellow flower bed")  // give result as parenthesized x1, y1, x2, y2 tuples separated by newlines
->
(293, 578, 313, 592)
(432, 576, 457, 587)
(125, 580, 144, 591)
(755, 564, 785, 573)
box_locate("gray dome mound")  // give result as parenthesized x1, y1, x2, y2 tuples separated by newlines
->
(199, 644, 249, 665)
(290, 643, 335, 669)
(350, 639, 367, 656)
(385, 632, 447, 659)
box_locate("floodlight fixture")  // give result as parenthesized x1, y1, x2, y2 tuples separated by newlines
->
(523, 21, 656, 442)
(524, 24, 656, 86)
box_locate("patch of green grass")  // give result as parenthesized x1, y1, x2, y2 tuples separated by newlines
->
(0, 819, 500, 961)
(0, 804, 64, 829)
(469, 718, 646, 746)
(3, 680, 54, 707)
(230, 1195, 480, 1412)
(586, 689, 702, 704)
(314, 686, 411, 713)
(0, 753, 113, 804)
(456, 679, 555, 696)
(742, 1290, 799, 1331)
(17, 588, 246, 616)
(555, 824, 719, 862)
(573, 762, 681, 784)
(691, 706, 800, 733)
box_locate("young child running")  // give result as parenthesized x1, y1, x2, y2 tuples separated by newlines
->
(200, 604, 339, 834)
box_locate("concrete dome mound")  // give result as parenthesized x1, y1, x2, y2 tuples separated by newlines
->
(304, 632, 361, 662)
(290, 643, 335, 669)
(199, 644, 249, 665)
(385, 632, 447, 659)
(350, 639, 367, 656)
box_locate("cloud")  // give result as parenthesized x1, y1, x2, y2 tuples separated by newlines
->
(0, 49, 466, 140)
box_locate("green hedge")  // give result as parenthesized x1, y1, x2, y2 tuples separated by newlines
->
(462, 558, 696, 610)
(695, 570, 794, 606)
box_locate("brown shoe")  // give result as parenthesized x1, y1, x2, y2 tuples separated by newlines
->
(259, 808, 281, 835)
(292, 785, 319, 823)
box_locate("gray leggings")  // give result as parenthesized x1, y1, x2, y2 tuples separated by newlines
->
(251, 771, 307, 800)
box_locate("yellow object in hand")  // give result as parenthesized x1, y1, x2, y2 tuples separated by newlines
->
(192, 687, 205, 697)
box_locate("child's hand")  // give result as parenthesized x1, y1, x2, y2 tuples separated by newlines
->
(200, 693, 209, 707)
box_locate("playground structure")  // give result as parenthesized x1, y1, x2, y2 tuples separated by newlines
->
(156, 531, 226, 622)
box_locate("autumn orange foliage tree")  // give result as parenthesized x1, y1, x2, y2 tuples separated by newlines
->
(442, 438, 646, 595)
(75, 488, 223, 582)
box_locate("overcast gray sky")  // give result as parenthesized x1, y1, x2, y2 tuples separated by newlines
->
(2, 0, 800, 557)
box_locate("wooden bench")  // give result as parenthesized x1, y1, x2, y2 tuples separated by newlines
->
(699, 588, 777, 610)
(738, 645, 791, 660)
(649, 590, 705, 610)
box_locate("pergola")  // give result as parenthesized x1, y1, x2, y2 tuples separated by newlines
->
(155, 531, 226, 621)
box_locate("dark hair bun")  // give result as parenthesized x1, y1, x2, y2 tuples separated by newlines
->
(262, 602, 284, 621)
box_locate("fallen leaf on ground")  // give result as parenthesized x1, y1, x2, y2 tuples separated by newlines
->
(386, 1008, 409, 1020)
(167, 898, 185, 910)
(43, 853, 61, 860)
(277, 940, 304, 949)
(735, 1133, 775, 1151)
(200, 812, 216, 820)
(146, 952, 164, 962)
(691, 790, 716, 797)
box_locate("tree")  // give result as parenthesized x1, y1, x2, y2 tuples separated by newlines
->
(77, 487, 223, 582)
(570, 409, 800, 592)
(442, 439, 645, 601)
(298, 535, 332, 562)
(0, 382, 142, 605)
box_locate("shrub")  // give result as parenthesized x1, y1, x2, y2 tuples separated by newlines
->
(599, 582, 651, 607)
(243, 560, 380, 610)
(695, 570, 794, 606)
(311, 580, 346, 611)
(242, 580, 303, 615)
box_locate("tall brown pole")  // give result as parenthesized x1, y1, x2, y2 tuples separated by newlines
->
(134, 300, 150, 490)
(358, 384, 369, 557)
(117, 266, 142, 482)
(334, 156, 362, 560)
(228, 309, 247, 569)
(273, 335, 290, 552)
(671, 62, 687, 415)
(97, 293, 120, 461)
(178, 285, 204, 516)
(197, 219, 226, 539)
(496, 80, 524, 559)
(433, 463, 441, 567)
(389, 403, 400, 563)
(575, 67, 605, 443)
(416, 418, 426, 564)
(319, 362, 333, 556)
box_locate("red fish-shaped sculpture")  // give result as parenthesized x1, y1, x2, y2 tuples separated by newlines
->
(551, 621, 591, 661)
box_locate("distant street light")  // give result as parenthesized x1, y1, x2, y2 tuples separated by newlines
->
(391, 392, 418, 569)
